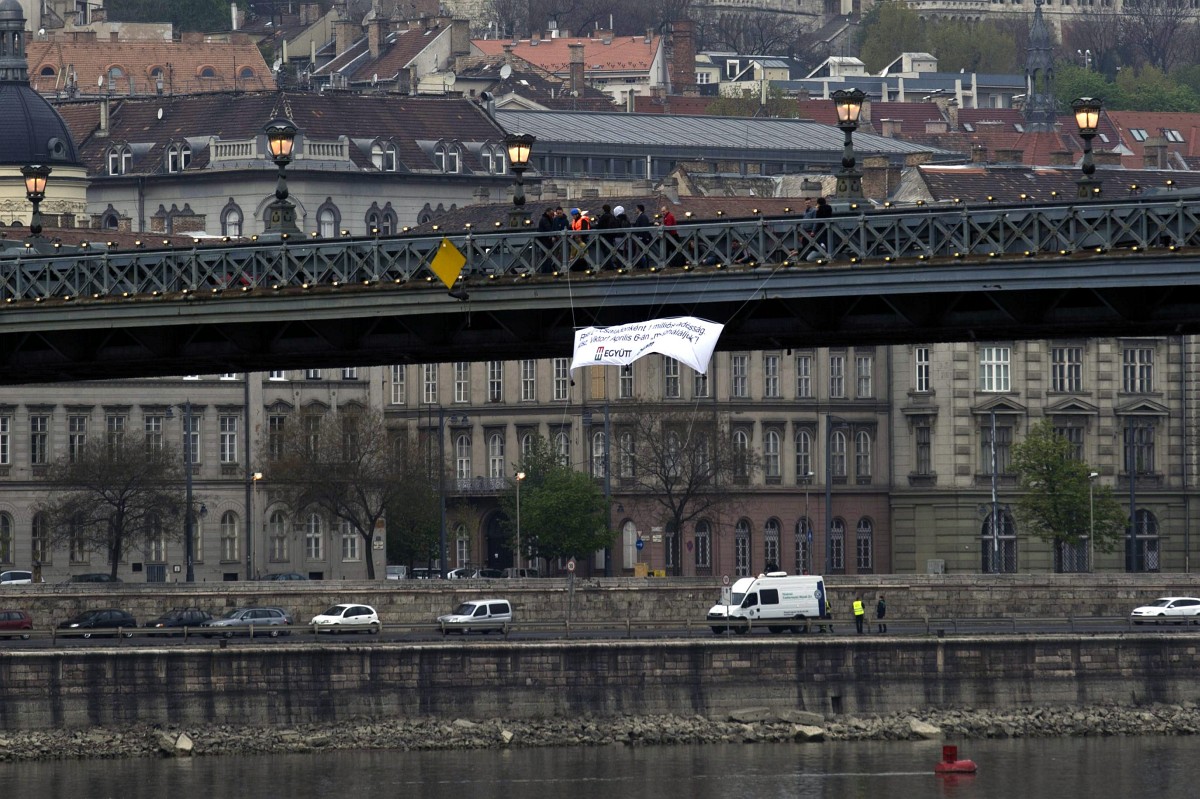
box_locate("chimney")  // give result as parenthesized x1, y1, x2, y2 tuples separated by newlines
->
(924, 119, 948, 134)
(503, 43, 515, 66)
(1049, 150, 1074, 166)
(993, 148, 1024, 164)
(971, 144, 988, 164)
(531, 32, 540, 46)
(667, 18, 696, 95)
(860, 155, 896, 202)
(335, 20, 357, 56)
(645, 28, 652, 44)
(369, 20, 385, 58)
(569, 42, 585, 96)
(1143, 137, 1168, 169)
(300, 2, 319, 26)
(1093, 149, 1122, 166)
(880, 119, 901, 138)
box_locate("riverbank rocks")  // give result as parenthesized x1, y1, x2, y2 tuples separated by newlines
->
(4, 703, 1200, 762)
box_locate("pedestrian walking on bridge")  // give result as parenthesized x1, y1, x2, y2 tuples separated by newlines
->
(853, 595, 865, 634)
(876, 594, 887, 634)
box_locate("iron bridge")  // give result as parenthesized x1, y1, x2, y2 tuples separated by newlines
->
(2, 195, 1200, 385)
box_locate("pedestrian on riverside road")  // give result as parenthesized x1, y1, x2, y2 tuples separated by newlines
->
(876, 594, 887, 634)
(853, 595, 865, 634)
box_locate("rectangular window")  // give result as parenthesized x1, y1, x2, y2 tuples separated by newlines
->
(856, 355, 873, 398)
(664, 357, 680, 398)
(305, 369, 321, 380)
(914, 347, 930, 392)
(1051, 346, 1083, 392)
(915, 422, 932, 475)
(1126, 421, 1155, 474)
(144, 415, 164, 453)
(1055, 424, 1084, 460)
(30, 415, 48, 466)
(185, 416, 200, 465)
(521, 359, 537, 401)
(268, 415, 286, 461)
(619, 365, 634, 399)
(981, 423, 1013, 475)
(106, 414, 126, 451)
(342, 368, 358, 380)
(341, 524, 360, 561)
(488, 361, 503, 402)
(389, 365, 406, 405)
(731, 355, 749, 398)
(454, 362, 470, 403)
(269, 370, 287, 381)
(219, 416, 238, 464)
(1123, 347, 1153, 393)
(553, 358, 570, 401)
(829, 354, 845, 398)
(456, 535, 469, 568)
(0, 416, 9, 465)
(795, 354, 812, 398)
(694, 369, 709, 398)
(68, 415, 87, 462)
(979, 346, 1011, 392)
(220, 373, 238, 381)
(422, 364, 438, 404)
(763, 354, 780, 398)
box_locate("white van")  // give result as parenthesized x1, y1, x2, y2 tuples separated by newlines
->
(437, 598, 513, 634)
(706, 572, 827, 634)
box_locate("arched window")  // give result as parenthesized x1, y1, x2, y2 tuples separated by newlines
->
(733, 429, 750, 479)
(365, 203, 397, 236)
(829, 518, 846, 573)
(618, 431, 634, 479)
(832, 430, 848, 478)
(147, 514, 166, 562)
(239, 66, 256, 80)
(435, 141, 461, 173)
(795, 517, 812, 574)
(166, 141, 191, 173)
(340, 519, 360, 562)
(763, 518, 781, 569)
(371, 142, 384, 170)
(980, 510, 1017, 573)
(269, 510, 288, 561)
(220, 510, 239, 562)
(488, 432, 505, 479)
(101, 211, 120, 230)
(555, 430, 570, 466)
(106, 65, 125, 89)
(795, 429, 812, 483)
(39, 65, 55, 77)
(482, 143, 506, 174)
(107, 144, 132, 176)
(31, 512, 49, 564)
(855, 431, 872, 480)
(199, 66, 217, 79)
(455, 523, 470, 568)
(622, 519, 638, 569)
(221, 201, 243, 237)
(734, 519, 751, 576)
(520, 431, 535, 457)
(68, 515, 88, 563)
(317, 203, 340, 238)
(372, 141, 398, 172)
(1131, 509, 1160, 572)
(764, 429, 781, 480)
(305, 513, 324, 560)
(0, 513, 11, 563)
(591, 430, 607, 478)
(455, 433, 472, 481)
(855, 517, 873, 573)
(694, 520, 712, 572)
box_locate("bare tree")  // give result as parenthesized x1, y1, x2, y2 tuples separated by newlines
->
(1122, 0, 1196, 72)
(265, 407, 413, 580)
(617, 403, 758, 576)
(37, 437, 187, 578)
(699, 11, 812, 56)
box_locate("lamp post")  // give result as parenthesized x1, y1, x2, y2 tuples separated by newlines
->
(249, 471, 263, 580)
(437, 409, 469, 578)
(1089, 471, 1099, 573)
(831, 88, 865, 199)
(181, 401, 196, 582)
(264, 117, 301, 235)
(504, 132, 536, 228)
(803, 470, 814, 574)
(515, 471, 526, 570)
(1072, 97, 1103, 199)
(21, 164, 51, 241)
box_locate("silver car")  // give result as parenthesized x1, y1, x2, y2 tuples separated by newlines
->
(201, 607, 293, 637)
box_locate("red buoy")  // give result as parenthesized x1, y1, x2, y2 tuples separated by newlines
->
(934, 744, 978, 774)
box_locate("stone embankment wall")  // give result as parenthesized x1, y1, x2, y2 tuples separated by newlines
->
(2, 635, 1199, 731)
(11, 573, 1200, 627)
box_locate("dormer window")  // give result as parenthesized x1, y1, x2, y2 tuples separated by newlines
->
(166, 142, 192, 173)
(107, 144, 133, 176)
(1130, 128, 1148, 142)
(435, 141, 461, 173)
(482, 143, 507, 175)
(371, 140, 398, 172)
(1163, 129, 1184, 143)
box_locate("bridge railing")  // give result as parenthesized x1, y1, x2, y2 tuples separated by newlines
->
(2, 197, 1198, 302)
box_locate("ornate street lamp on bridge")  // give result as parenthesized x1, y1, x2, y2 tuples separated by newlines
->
(832, 88, 865, 200)
(505, 132, 536, 229)
(264, 118, 301, 235)
(21, 164, 51, 249)
(1072, 97, 1103, 200)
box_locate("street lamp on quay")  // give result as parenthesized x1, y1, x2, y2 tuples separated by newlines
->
(802, 470, 815, 574)
(831, 88, 865, 200)
(504, 132, 536, 228)
(1072, 97, 1103, 199)
(264, 117, 301, 235)
(166, 401, 201, 582)
(515, 471, 526, 570)
(249, 471, 263, 580)
(1089, 471, 1099, 572)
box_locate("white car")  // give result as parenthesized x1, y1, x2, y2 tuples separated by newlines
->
(0, 570, 34, 586)
(309, 603, 380, 634)
(437, 599, 513, 635)
(1130, 597, 1200, 624)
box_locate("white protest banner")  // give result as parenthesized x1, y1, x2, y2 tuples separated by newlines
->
(570, 317, 725, 375)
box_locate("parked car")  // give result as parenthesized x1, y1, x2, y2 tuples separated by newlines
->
(437, 599, 513, 635)
(385, 565, 407, 580)
(309, 604, 380, 633)
(201, 607, 293, 638)
(0, 570, 34, 585)
(0, 609, 33, 639)
(502, 568, 540, 579)
(410, 568, 440, 580)
(144, 607, 213, 633)
(447, 568, 504, 579)
(61, 573, 122, 584)
(1130, 597, 1200, 624)
(57, 608, 137, 638)
(260, 572, 309, 581)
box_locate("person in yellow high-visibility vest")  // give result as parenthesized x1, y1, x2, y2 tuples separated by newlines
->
(852, 596, 865, 634)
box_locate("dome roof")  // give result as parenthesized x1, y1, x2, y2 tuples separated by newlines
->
(0, 0, 81, 167)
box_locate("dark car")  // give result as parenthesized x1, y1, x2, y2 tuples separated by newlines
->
(61, 573, 123, 584)
(144, 607, 213, 633)
(201, 607, 293, 638)
(260, 572, 309, 581)
(57, 608, 137, 638)
(0, 609, 33, 639)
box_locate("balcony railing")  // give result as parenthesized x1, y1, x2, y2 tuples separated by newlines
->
(2, 196, 1198, 302)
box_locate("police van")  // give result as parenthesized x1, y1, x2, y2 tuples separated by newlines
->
(706, 572, 827, 634)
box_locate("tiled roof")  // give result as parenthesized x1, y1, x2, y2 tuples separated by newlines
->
(456, 55, 614, 111)
(472, 35, 660, 75)
(957, 108, 1026, 131)
(633, 95, 722, 115)
(1106, 110, 1200, 166)
(913, 164, 1200, 203)
(68, 92, 510, 178)
(312, 26, 447, 82)
(26, 36, 275, 97)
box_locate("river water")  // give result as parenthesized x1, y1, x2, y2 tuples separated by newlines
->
(0, 736, 1190, 799)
